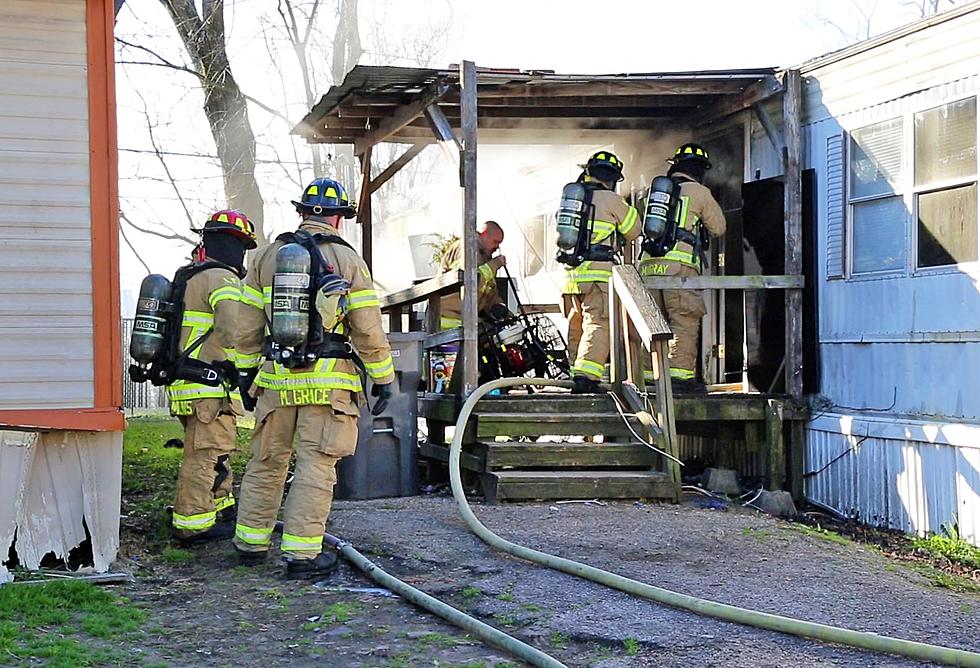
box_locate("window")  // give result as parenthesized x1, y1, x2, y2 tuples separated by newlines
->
(913, 98, 978, 268)
(848, 118, 906, 273)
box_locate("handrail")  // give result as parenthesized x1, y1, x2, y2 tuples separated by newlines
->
(642, 274, 803, 290)
(608, 265, 681, 498)
(381, 270, 462, 311)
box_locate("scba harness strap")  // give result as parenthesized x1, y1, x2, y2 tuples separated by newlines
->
(266, 231, 372, 405)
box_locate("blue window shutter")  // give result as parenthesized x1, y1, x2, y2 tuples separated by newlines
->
(826, 134, 846, 279)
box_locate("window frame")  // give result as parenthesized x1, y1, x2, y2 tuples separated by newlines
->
(843, 93, 980, 280)
(910, 95, 979, 276)
(845, 116, 909, 278)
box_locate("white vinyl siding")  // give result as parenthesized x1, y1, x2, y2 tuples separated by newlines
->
(0, 0, 93, 409)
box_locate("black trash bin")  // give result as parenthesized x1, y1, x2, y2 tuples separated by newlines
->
(336, 332, 423, 499)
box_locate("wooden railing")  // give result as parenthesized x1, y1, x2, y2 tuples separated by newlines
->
(641, 273, 804, 394)
(608, 265, 681, 493)
(381, 270, 463, 348)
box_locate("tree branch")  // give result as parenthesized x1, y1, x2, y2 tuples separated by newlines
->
(118, 213, 152, 273)
(115, 37, 201, 78)
(120, 209, 196, 245)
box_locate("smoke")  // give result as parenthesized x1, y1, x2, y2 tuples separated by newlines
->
(368, 123, 726, 310)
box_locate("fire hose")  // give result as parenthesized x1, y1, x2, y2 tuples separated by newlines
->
(447, 377, 980, 668)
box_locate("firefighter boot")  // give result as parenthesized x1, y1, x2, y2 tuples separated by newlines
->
(234, 546, 268, 567)
(285, 551, 339, 581)
(572, 375, 601, 395)
(176, 519, 236, 545)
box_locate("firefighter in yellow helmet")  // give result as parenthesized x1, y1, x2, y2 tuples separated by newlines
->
(638, 143, 726, 393)
(233, 177, 395, 580)
(169, 209, 257, 543)
(561, 151, 641, 394)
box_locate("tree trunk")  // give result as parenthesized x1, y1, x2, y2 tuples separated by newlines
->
(161, 0, 266, 242)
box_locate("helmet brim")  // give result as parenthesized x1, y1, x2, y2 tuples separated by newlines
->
(292, 201, 357, 220)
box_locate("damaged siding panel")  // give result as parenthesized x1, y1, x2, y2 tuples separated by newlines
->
(0, 429, 122, 583)
(0, 0, 93, 410)
(806, 416, 980, 546)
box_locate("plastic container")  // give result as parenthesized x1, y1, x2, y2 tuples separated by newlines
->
(336, 332, 424, 500)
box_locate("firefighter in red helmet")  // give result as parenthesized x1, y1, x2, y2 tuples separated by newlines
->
(168, 209, 257, 543)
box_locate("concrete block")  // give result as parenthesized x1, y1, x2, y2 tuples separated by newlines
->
(703, 468, 740, 495)
(753, 490, 798, 518)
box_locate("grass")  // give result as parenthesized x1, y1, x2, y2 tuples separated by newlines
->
(161, 547, 196, 564)
(496, 592, 514, 602)
(0, 580, 146, 666)
(623, 637, 640, 656)
(415, 631, 464, 649)
(302, 601, 362, 631)
(122, 416, 251, 549)
(912, 525, 980, 571)
(493, 613, 517, 627)
(460, 586, 482, 601)
(789, 523, 854, 546)
(550, 630, 570, 649)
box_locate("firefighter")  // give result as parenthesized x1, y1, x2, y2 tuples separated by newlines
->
(638, 143, 726, 393)
(438, 220, 506, 330)
(561, 151, 641, 394)
(233, 177, 395, 580)
(169, 210, 257, 543)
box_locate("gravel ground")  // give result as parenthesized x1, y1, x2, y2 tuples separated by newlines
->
(327, 495, 980, 667)
(119, 494, 980, 667)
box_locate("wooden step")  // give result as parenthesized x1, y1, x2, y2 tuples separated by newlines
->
(481, 470, 676, 503)
(475, 412, 646, 439)
(475, 393, 617, 415)
(474, 441, 658, 469)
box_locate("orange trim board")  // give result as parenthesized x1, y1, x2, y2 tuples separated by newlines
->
(87, 0, 122, 414)
(0, 409, 126, 433)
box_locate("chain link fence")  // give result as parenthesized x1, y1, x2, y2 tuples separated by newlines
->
(120, 318, 169, 412)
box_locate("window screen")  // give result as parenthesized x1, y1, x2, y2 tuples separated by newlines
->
(852, 196, 907, 273)
(918, 183, 978, 267)
(850, 118, 903, 199)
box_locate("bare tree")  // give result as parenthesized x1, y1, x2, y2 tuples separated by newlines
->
(159, 0, 266, 241)
(902, 0, 959, 17)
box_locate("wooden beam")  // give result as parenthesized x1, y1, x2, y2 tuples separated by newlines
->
(695, 74, 783, 125)
(611, 266, 673, 351)
(752, 101, 783, 154)
(783, 69, 804, 401)
(368, 143, 426, 195)
(472, 94, 711, 108)
(642, 274, 803, 290)
(425, 327, 463, 349)
(354, 82, 448, 155)
(358, 148, 373, 271)
(766, 399, 786, 491)
(460, 60, 479, 396)
(480, 80, 752, 98)
(424, 104, 462, 149)
(381, 270, 462, 310)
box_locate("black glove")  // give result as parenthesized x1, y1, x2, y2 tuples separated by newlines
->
(371, 383, 393, 416)
(238, 368, 259, 412)
(488, 303, 512, 322)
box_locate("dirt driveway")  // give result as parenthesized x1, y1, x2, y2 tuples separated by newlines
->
(114, 494, 980, 668)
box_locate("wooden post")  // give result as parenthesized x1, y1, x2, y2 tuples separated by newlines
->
(782, 69, 803, 400)
(358, 148, 373, 271)
(460, 60, 479, 396)
(655, 340, 681, 500)
(790, 420, 806, 500)
(766, 398, 785, 491)
(608, 284, 625, 392)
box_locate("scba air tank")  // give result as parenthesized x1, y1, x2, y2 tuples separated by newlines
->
(130, 274, 173, 364)
(643, 175, 680, 242)
(271, 243, 312, 348)
(556, 181, 588, 252)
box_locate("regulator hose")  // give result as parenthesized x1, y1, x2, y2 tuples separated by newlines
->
(449, 377, 980, 668)
(323, 533, 566, 668)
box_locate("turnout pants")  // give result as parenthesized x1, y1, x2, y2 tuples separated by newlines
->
(562, 281, 610, 381)
(646, 265, 707, 382)
(172, 398, 237, 537)
(233, 404, 358, 560)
